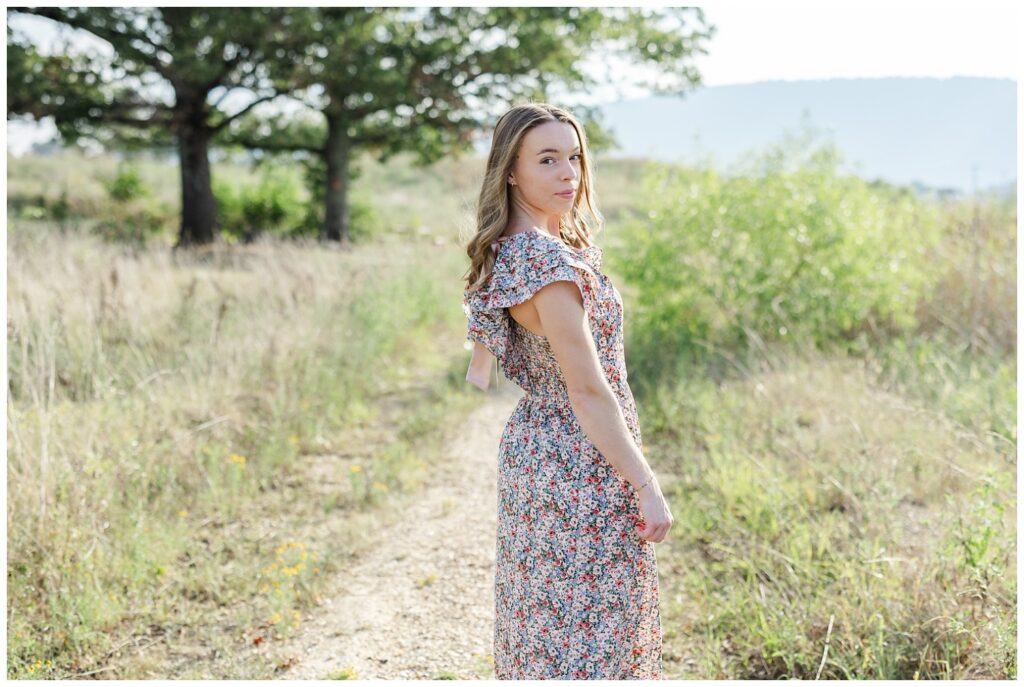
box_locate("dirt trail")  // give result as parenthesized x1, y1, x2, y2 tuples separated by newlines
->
(272, 382, 523, 680)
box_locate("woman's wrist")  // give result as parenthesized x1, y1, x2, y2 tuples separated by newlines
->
(633, 470, 657, 494)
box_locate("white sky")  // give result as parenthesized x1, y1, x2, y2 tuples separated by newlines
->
(697, 1, 1018, 85)
(6, 1, 1021, 152)
(569, 0, 1020, 104)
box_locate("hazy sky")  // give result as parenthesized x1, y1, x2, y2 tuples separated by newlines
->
(568, 1, 1019, 104)
(698, 1, 1018, 85)
(7, 2, 1020, 153)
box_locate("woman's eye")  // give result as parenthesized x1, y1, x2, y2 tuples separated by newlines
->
(542, 154, 581, 164)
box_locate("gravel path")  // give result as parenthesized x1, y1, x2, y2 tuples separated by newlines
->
(274, 383, 523, 680)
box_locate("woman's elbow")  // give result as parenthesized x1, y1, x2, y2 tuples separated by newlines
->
(566, 377, 611, 403)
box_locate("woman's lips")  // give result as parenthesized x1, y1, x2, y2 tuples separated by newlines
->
(556, 190, 575, 198)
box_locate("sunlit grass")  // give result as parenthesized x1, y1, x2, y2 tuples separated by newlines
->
(6, 222, 475, 678)
(641, 346, 1015, 679)
(6, 145, 1015, 680)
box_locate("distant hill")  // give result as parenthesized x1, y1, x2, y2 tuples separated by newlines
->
(595, 76, 1016, 195)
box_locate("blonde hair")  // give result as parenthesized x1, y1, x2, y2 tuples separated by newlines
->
(464, 102, 604, 291)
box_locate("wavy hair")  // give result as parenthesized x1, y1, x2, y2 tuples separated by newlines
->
(463, 102, 604, 291)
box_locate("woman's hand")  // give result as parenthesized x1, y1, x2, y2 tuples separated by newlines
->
(635, 479, 673, 544)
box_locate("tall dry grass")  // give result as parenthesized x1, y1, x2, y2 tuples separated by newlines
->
(7, 222, 473, 678)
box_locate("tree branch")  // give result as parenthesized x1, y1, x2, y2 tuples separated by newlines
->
(209, 93, 278, 133)
(198, 50, 249, 96)
(18, 7, 173, 81)
(222, 138, 320, 154)
(208, 85, 242, 112)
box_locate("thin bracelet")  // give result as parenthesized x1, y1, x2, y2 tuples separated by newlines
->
(636, 472, 656, 493)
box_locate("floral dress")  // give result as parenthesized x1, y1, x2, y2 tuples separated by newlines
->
(462, 229, 662, 680)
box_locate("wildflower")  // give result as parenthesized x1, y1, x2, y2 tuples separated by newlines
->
(281, 563, 305, 576)
(229, 453, 247, 466)
(275, 541, 308, 563)
(350, 464, 362, 473)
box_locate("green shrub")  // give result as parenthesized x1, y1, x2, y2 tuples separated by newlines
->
(611, 139, 943, 365)
(104, 163, 149, 203)
(213, 167, 306, 242)
(91, 204, 171, 247)
(92, 163, 169, 246)
(297, 156, 382, 243)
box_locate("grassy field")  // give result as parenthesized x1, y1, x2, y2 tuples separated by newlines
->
(640, 342, 1014, 678)
(6, 212, 478, 677)
(6, 146, 1016, 679)
(5, 147, 653, 246)
(624, 176, 1017, 678)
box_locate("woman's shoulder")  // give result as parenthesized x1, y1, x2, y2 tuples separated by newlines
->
(492, 229, 585, 272)
(470, 229, 600, 304)
(493, 229, 601, 264)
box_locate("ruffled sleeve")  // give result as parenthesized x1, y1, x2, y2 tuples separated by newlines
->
(463, 232, 601, 390)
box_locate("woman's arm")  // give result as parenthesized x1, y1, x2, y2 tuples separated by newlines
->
(530, 280, 654, 490)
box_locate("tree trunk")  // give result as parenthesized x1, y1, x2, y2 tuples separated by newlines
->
(175, 124, 218, 247)
(323, 114, 351, 243)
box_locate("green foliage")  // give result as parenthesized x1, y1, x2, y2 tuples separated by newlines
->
(612, 137, 944, 366)
(209, 158, 380, 244)
(640, 349, 1014, 678)
(213, 167, 307, 242)
(12, 189, 74, 231)
(294, 188, 380, 244)
(90, 162, 170, 246)
(11, 7, 716, 245)
(295, 155, 381, 242)
(104, 163, 149, 203)
(91, 205, 170, 247)
(7, 8, 291, 148)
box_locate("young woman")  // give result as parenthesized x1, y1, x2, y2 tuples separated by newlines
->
(462, 102, 674, 679)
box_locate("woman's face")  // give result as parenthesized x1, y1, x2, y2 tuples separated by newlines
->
(507, 120, 581, 218)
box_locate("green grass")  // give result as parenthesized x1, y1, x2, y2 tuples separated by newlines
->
(638, 344, 1015, 679)
(612, 167, 1016, 678)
